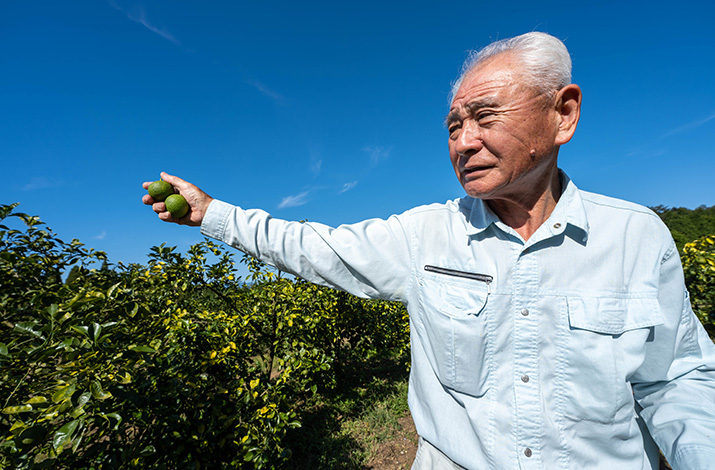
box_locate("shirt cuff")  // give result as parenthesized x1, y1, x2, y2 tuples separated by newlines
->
(200, 199, 233, 241)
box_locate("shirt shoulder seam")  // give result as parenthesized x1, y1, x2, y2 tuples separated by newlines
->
(578, 190, 659, 218)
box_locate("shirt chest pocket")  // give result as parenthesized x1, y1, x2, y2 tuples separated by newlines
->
(415, 269, 492, 397)
(563, 296, 663, 424)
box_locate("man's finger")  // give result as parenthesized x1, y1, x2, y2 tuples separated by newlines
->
(160, 172, 190, 191)
(152, 202, 167, 214)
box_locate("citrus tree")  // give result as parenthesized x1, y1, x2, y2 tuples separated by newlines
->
(0, 203, 409, 469)
(0, 203, 127, 468)
(681, 235, 715, 339)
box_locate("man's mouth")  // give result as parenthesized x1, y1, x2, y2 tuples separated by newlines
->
(462, 165, 493, 179)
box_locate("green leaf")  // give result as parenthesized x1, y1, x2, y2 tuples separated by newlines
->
(70, 325, 89, 338)
(2, 404, 33, 414)
(89, 322, 102, 342)
(52, 383, 76, 404)
(0, 342, 9, 357)
(128, 302, 139, 317)
(139, 445, 156, 457)
(90, 381, 112, 400)
(77, 392, 91, 407)
(106, 282, 121, 298)
(52, 419, 80, 452)
(128, 345, 156, 353)
(49, 303, 61, 320)
(26, 396, 48, 405)
(72, 433, 83, 452)
(102, 412, 122, 430)
(14, 321, 44, 339)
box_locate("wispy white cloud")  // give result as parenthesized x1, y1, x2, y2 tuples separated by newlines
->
(310, 152, 322, 176)
(94, 231, 107, 240)
(21, 176, 62, 191)
(589, 110, 715, 175)
(662, 111, 715, 139)
(247, 79, 284, 103)
(109, 1, 181, 45)
(278, 191, 310, 208)
(363, 145, 392, 165)
(339, 181, 358, 193)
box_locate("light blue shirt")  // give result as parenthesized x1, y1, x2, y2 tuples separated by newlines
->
(201, 173, 715, 469)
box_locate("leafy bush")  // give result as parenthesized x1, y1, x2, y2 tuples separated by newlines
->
(681, 235, 715, 339)
(0, 203, 409, 469)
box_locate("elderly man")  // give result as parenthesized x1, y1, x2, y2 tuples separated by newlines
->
(143, 32, 715, 469)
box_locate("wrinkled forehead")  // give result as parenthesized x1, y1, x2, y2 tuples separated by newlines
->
(450, 54, 551, 117)
(451, 53, 528, 106)
(452, 71, 516, 105)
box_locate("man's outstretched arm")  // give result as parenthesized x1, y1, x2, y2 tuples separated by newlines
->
(142, 172, 412, 302)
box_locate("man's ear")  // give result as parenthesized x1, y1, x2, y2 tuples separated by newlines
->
(554, 84, 582, 146)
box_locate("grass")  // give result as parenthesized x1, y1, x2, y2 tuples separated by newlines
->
(285, 354, 412, 469)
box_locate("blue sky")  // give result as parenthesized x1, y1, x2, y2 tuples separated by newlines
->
(2, 0, 714, 273)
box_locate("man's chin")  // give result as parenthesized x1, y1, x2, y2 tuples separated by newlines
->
(462, 182, 496, 200)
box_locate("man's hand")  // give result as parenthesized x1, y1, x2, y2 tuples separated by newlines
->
(142, 172, 213, 227)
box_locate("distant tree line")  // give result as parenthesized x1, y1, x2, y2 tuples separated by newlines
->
(650, 204, 715, 252)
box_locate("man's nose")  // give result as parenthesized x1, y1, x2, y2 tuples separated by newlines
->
(455, 120, 484, 156)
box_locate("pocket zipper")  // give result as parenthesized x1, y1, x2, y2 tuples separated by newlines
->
(424, 265, 493, 285)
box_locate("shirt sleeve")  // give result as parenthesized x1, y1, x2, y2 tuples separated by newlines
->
(199, 199, 412, 302)
(631, 239, 715, 469)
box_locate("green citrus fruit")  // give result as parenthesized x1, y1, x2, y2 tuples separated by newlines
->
(148, 180, 174, 202)
(165, 194, 189, 218)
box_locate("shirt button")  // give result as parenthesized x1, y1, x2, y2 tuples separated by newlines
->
(524, 448, 532, 457)
(553, 223, 561, 229)
(521, 375, 530, 383)
(521, 308, 529, 316)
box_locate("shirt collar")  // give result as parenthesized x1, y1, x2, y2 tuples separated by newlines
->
(555, 170, 590, 240)
(463, 197, 501, 236)
(464, 170, 591, 242)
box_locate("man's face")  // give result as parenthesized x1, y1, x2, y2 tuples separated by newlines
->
(447, 53, 561, 202)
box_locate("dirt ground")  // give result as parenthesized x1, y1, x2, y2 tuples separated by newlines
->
(365, 415, 418, 470)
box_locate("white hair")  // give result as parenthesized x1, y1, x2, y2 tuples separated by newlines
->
(449, 32, 572, 103)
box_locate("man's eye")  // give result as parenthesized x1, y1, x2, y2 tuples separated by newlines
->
(448, 124, 461, 135)
(476, 112, 494, 121)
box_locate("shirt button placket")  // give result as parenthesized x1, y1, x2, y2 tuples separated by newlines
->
(514, 245, 542, 470)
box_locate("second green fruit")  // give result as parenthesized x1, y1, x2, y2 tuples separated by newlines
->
(165, 194, 189, 218)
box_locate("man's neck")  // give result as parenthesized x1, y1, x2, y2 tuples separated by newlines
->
(486, 169, 562, 241)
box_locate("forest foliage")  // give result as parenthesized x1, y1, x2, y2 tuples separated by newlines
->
(651, 204, 715, 252)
